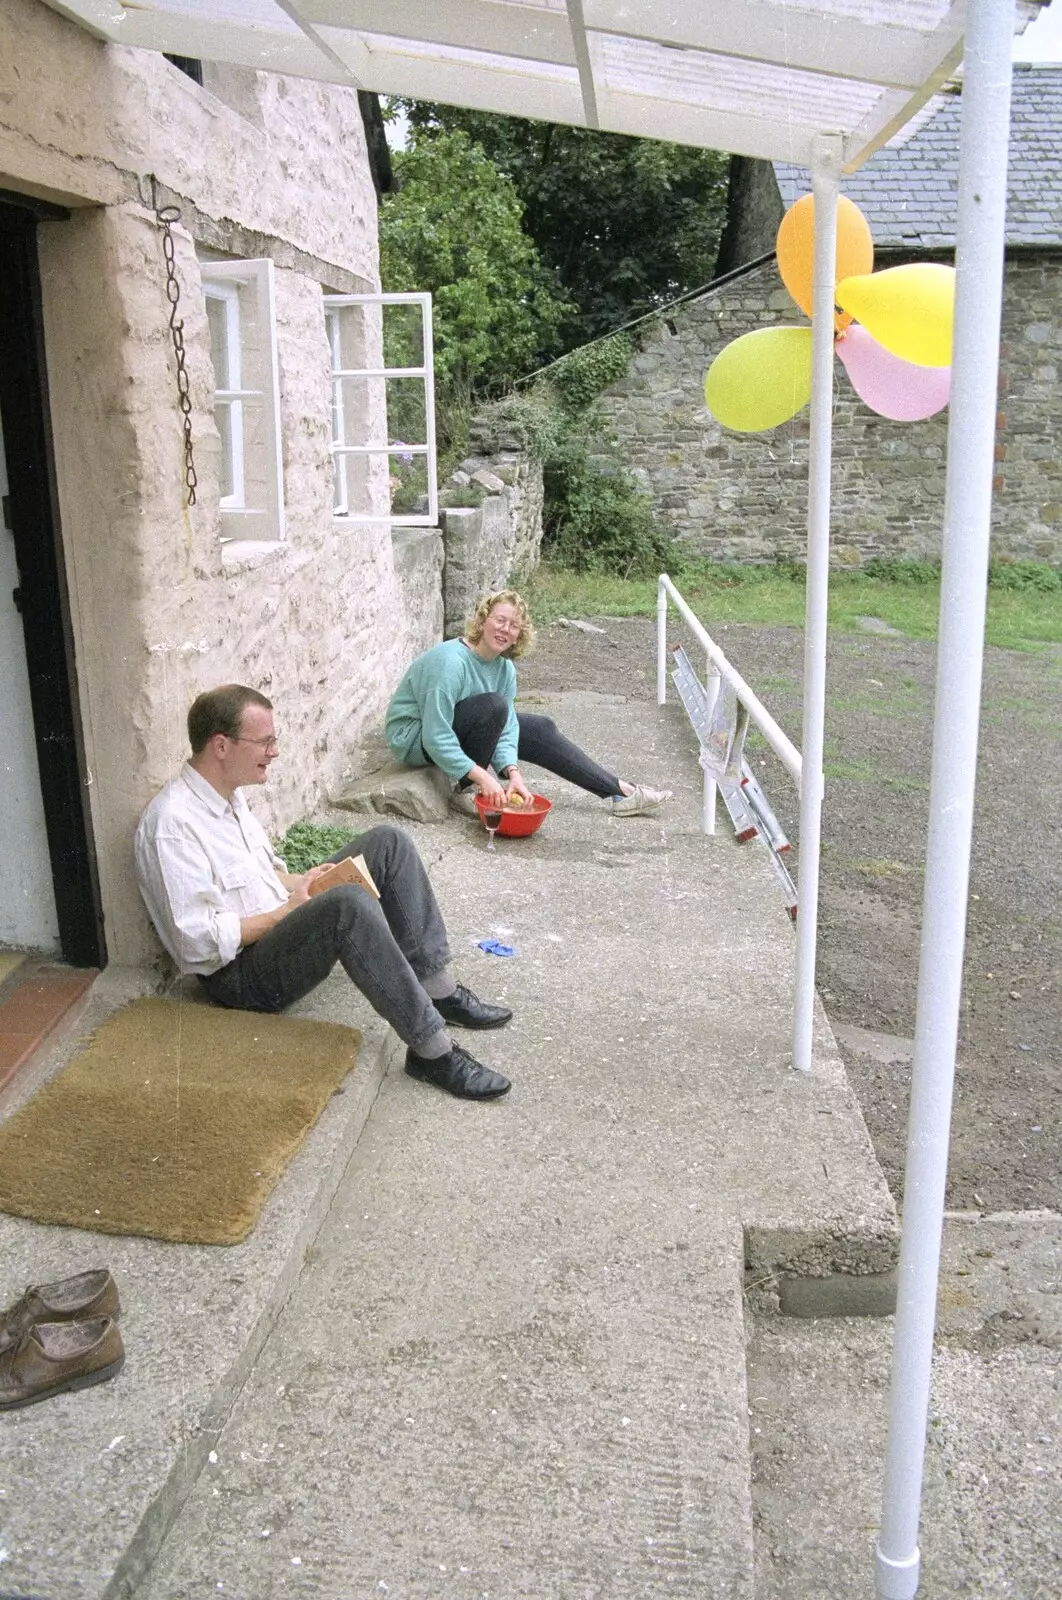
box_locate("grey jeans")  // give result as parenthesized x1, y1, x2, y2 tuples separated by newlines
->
(201, 826, 451, 1050)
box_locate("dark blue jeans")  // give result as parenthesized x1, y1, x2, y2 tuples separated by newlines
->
(450, 693, 622, 799)
(201, 826, 451, 1050)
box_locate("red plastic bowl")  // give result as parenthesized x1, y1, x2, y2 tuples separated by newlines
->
(474, 792, 552, 838)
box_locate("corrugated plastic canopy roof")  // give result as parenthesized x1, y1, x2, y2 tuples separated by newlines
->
(42, 0, 1045, 171)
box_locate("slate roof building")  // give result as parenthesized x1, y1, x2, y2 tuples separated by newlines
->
(597, 65, 1062, 568)
(777, 63, 1062, 250)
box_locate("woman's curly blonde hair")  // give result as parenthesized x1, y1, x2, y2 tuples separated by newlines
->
(464, 590, 536, 660)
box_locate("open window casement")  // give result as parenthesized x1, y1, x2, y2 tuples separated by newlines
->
(323, 291, 437, 527)
(201, 258, 285, 544)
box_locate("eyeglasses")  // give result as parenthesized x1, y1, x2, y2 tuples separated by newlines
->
(233, 734, 279, 753)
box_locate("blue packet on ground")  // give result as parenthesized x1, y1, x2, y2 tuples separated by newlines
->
(478, 939, 516, 957)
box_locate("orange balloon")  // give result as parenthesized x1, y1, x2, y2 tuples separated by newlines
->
(776, 194, 874, 330)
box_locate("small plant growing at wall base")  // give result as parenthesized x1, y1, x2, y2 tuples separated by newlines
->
(275, 821, 359, 873)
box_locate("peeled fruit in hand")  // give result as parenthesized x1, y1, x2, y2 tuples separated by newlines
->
(508, 793, 526, 807)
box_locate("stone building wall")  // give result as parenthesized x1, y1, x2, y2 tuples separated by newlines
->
(596, 253, 1062, 566)
(2, 0, 413, 965)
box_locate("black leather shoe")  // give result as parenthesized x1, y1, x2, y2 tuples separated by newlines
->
(405, 1043, 511, 1100)
(433, 983, 513, 1030)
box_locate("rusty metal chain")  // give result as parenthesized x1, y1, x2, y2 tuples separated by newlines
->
(156, 204, 198, 508)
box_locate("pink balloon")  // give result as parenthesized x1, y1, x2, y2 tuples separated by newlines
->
(835, 323, 950, 421)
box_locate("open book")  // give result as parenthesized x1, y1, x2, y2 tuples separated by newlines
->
(307, 854, 380, 900)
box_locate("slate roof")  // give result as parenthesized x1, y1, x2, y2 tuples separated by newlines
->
(775, 65, 1062, 250)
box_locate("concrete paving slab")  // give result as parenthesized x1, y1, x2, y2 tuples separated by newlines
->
(137, 1071, 755, 1599)
(136, 693, 897, 1599)
(0, 969, 395, 1600)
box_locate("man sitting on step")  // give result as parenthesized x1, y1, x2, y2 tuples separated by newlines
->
(134, 683, 513, 1101)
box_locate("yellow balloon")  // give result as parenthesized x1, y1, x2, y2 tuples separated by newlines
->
(775, 194, 874, 330)
(835, 264, 955, 367)
(704, 327, 813, 432)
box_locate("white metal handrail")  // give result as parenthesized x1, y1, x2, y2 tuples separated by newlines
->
(656, 572, 813, 1064)
(656, 574, 803, 788)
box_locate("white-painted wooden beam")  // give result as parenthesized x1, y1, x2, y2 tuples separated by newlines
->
(273, 0, 367, 86)
(566, 0, 600, 130)
(595, 87, 827, 166)
(112, 12, 354, 83)
(583, 0, 967, 92)
(843, 40, 966, 172)
(295, 0, 576, 67)
(321, 37, 587, 126)
(34, 0, 125, 41)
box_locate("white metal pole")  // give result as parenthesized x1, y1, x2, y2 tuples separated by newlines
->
(791, 136, 841, 1074)
(875, 4, 1014, 1595)
(657, 575, 668, 704)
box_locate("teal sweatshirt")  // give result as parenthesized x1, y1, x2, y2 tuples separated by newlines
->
(386, 638, 520, 782)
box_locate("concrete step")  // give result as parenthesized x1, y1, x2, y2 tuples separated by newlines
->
(0, 968, 396, 1600)
(136, 695, 897, 1599)
(137, 1070, 758, 1598)
(0, 692, 897, 1598)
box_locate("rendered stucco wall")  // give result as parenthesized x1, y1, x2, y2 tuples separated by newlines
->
(596, 254, 1062, 566)
(3, 0, 418, 966)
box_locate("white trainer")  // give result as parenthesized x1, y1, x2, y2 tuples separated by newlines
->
(606, 784, 672, 817)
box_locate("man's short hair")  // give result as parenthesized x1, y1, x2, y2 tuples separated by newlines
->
(187, 684, 273, 755)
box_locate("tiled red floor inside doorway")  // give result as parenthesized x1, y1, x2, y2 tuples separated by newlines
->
(0, 963, 98, 1093)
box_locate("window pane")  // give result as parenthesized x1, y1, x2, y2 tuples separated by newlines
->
(388, 452, 429, 516)
(215, 402, 235, 500)
(206, 295, 230, 389)
(332, 375, 427, 451)
(326, 300, 426, 373)
(333, 454, 349, 515)
(382, 301, 426, 370)
(332, 449, 430, 520)
(386, 376, 428, 454)
(328, 301, 381, 373)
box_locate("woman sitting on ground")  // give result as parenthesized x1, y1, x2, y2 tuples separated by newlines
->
(385, 589, 670, 819)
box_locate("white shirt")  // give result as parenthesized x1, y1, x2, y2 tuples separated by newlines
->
(134, 762, 289, 975)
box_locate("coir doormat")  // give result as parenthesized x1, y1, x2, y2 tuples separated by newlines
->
(0, 998, 359, 1245)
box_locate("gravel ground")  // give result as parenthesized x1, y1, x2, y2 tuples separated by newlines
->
(518, 614, 1062, 1214)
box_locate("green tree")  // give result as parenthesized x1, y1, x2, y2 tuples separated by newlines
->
(379, 128, 566, 402)
(399, 104, 730, 351)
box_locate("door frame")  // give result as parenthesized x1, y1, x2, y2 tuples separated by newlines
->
(0, 195, 106, 968)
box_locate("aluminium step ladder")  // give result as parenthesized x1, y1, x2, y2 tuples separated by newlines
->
(671, 644, 798, 921)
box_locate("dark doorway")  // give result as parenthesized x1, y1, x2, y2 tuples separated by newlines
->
(0, 196, 106, 968)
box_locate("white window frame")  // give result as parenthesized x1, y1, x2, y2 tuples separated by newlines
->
(322, 291, 438, 527)
(324, 306, 350, 517)
(203, 282, 245, 509)
(200, 258, 285, 544)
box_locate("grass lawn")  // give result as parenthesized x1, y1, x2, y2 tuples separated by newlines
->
(524, 562, 1062, 653)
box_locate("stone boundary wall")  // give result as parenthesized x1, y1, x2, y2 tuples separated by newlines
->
(595, 252, 1062, 566)
(391, 529, 445, 658)
(439, 428, 544, 636)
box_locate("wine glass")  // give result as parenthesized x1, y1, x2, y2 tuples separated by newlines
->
(483, 806, 503, 851)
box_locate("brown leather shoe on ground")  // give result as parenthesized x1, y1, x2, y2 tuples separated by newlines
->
(0, 1316, 125, 1410)
(0, 1269, 120, 1354)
